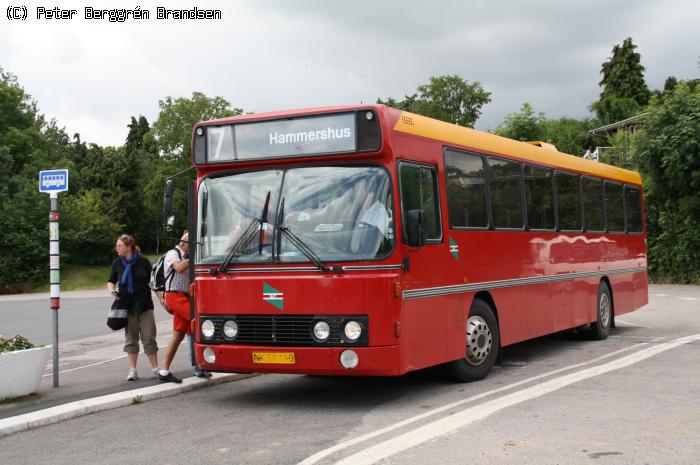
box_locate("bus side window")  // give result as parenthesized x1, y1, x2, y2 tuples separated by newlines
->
(444, 149, 488, 229)
(487, 157, 524, 230)
(523, 164, 555, 230)
(555, 172, 582, 231)
(605, 181, 626, 233)
(399, 163, 441, 243)
(582, 177, 605, 233)
(625, 186, 643, 233)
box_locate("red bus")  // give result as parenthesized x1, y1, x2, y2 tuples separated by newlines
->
(164, 104, 647, 381)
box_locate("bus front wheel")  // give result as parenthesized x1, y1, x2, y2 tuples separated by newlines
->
(446, 298, 500, 382)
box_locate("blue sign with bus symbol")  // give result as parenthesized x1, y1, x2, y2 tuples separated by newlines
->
(39, 169, 69, 193)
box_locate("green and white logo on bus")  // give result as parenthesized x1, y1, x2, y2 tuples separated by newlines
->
(449, 237, 459, 260)
(263, 283, 284, 310)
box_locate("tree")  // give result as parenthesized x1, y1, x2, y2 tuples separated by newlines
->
(0, 69, 53, 288)
(495, 103, 596, 156)
(0, 68, 43, 186)
(123, 115, 160, 249)
(663, 76, 679, 94)
(61, 189, 124, 265)
(148, 92, 242, 160)
(125, 115, 151, 156)
(592, 95, 643, 125)
(543, 117, 597, 156)
(0, 178, 47, 288)
(591, 38, 650, 124)
(494, 102, 546, 142)
(378, 75, 491, 127)
(631, 83, 700, 282)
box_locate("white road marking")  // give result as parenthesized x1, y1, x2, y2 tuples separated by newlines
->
(42, 354, 132, 377)
(610, 335, 663, 341)
(614, 319, 646, 328)
(298, 343, 644, 465)
(41, 341, 184, 377)
(679, 297, 698, 301)
(332, 333, 700, 465)
(650, 293, 669, 297)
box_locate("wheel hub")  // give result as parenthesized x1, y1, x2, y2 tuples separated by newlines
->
(466, 315, 492, 366)
(600, 292, 610, 328)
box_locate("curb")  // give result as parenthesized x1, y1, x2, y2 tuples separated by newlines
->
(0, 372, 257, 438)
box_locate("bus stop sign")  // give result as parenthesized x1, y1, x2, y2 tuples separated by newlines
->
(39, 169, 69, 194)
(39, 168, 68, 388)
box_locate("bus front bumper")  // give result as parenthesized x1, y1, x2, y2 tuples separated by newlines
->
(195, 344, 402, 376)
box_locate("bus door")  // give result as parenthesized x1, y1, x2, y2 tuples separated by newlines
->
(397, 161, 449, 369)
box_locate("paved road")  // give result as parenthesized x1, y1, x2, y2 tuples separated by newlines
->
(1, 285, 699, 465)
(0, 290, 172, 344)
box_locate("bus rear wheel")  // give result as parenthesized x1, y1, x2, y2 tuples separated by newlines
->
(588, 281, 612, 340)
(446, 298, 500, 382)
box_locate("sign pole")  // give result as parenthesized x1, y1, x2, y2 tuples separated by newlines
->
(49, 193, 60, 388)
(40, 169, 68, 389)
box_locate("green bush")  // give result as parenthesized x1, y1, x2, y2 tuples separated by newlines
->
(0, 334, 36, 353)
(61, 189, 124, 265)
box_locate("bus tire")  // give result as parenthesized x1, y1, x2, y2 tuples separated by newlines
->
(589, 281, 612, 340)
(445, 298, 500, 382)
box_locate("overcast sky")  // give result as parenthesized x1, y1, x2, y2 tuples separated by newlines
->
(2, 0, 698, 147)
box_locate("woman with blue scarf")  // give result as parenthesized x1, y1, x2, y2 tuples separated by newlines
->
(107, 234, 158, 381)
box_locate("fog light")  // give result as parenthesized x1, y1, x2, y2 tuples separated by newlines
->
(340, 350, 359, 369)
(203, 347, 216, 364)
(223, 320, 238, 339)
(313, 321, 330, 341)
(201, 319, 215, 339)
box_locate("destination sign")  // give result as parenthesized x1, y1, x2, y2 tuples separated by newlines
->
(206, 113, 357, 162)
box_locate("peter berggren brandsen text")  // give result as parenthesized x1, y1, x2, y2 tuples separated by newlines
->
(35, 7, 222, 22)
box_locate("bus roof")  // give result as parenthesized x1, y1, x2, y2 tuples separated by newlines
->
(195, 104, 641, 186)
(391, 110, 642, 185)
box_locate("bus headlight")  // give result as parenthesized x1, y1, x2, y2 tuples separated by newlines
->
(313, 321, 330, 341)
(344, 321, 362, 341)
(201, 319, 215, 339)
(223, 320, 238, 339)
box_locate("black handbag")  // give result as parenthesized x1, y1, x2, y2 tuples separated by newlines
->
(107, 297, 128, 331)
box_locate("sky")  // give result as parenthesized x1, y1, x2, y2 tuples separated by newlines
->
(1, 0, 698, 148)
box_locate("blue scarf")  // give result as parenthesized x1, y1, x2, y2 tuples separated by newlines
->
(120, 254, 139, 295)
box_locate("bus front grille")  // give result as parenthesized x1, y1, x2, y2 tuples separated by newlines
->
(199, 314, 368, 347)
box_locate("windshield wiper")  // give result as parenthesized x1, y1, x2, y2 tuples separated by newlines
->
(219, 191, 271, 273)
(273, 197, 341, 273)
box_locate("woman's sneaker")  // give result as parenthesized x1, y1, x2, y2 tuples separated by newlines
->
(126, 368, 138, 381)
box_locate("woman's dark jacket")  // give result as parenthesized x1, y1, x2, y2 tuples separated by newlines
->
(108, 255, 154, 314)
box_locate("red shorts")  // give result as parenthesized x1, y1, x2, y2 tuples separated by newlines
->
(165, 292, 191, 334)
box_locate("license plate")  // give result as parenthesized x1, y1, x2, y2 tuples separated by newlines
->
(252, 351, 296, 364)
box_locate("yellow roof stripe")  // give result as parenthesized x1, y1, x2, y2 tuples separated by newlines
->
(393, 112, 642, 185)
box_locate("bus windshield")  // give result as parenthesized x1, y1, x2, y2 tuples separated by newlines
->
(197, 166, 394, 265)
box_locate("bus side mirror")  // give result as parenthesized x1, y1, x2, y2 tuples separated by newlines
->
(406, 209, 425, 247)
(163, 179, 174, 231)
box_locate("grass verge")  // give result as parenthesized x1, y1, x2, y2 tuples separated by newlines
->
(28, 263, 112, 293)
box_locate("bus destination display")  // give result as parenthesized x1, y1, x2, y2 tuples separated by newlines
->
(206, 113, 356, 162)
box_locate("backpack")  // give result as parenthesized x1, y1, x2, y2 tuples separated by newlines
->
(149, 248, 182, 293)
